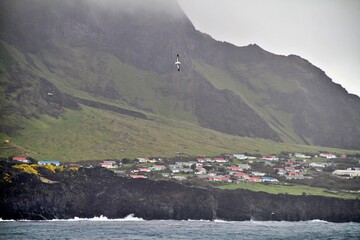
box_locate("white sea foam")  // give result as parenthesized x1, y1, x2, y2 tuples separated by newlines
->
(60, 214, 144, 222)
(310, 219, 329, 223)
(0, 218, 15, 222)
(214, 219, 233, 223)
(0, 214, 144, 222)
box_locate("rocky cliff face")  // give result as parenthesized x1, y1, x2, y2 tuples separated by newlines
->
(1, 163, 359, 222)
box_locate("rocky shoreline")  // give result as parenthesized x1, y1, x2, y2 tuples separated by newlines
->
(1, 163, 359, 222)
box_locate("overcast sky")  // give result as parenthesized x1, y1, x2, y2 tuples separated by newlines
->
(178, 0, 360, 97)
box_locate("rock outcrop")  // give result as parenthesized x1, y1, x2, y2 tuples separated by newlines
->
(1, 163, 359, 222)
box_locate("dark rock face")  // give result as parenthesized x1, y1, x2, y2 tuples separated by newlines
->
(1, 165, 359, 222)
(213, 189, 360, 222)
(0, 166, 216, 220)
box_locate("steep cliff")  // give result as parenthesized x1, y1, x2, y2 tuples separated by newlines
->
(1, 163, 359, 222)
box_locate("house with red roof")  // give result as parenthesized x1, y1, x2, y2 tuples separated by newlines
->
(247, 177, 262, 182)
(319, 153, 337, 159)
(233, 172, 249, 179)
(138, 167, 151, 172)
(100, 161, 116, 168)
(228, 166, 242, 171)
(12, 157, 30, 163)
(214, 157, 228, 163)
(261, 155, 279, 161)
(208, 177, 232, 183)
(130, 175, 147, 179)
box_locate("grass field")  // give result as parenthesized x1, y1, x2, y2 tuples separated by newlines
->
(216, 183, 359, 199)
(1, 104, 358, 162)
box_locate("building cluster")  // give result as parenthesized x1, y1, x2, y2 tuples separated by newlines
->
(97, 152, 359, 183)
(6, 151, 360, 184)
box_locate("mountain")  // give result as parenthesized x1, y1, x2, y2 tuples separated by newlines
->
(0, 0, 359, 159)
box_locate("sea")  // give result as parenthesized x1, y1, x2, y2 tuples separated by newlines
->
(0, 215, 359, 240)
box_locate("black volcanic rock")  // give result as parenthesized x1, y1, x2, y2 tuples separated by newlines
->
(0, 163, 359, 222)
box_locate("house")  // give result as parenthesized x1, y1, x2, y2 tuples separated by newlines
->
(237, 164, 251, 170)
(309, 162, 328, 168)
(208, 177, 232, 183)
(172, 176, 187, 181)
(12, 157, 30, 163)
(264, 161, 276, 167)
(195, 168, 207, 175)
(261, 155, 279, 161)
(100, 161, 116, 168)
(228, 166, 242, 171)
(214, 157, 228, 163)
(38, 160, 60, 166)
(332, 168, 360, 178)
(262, 177, 279, 182)
(175, 162, 196, 167)
(138, 167, 151, 172)
(287, 171, 300, 176)
(150, 165, 166, 171)
(137, 158, 150, 163)
(319, 153, 337, 159)
(284, 161, 295, 167)
(181, 168, 194, 173)
(205, 158, 214, 162)
(233, 172, 249, 179)
(247, 177, 262, 182)
(169, 165, 181, 173)
(130, 175, 147, 179)
(207, 172, 217, 176)
(251, 171, 266, 177)
(233, 154, 248, 160)
(196, 157, 206, 163)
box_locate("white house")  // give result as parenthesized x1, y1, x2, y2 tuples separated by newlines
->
(233, 154, 248, 160)
(237, 164, 251, 170)
(332, 168, 360, 178)
(261, 155, 279, 161)
(319, 153, 337, 159)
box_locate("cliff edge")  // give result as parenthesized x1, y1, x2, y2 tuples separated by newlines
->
(1, 162, 359, 222)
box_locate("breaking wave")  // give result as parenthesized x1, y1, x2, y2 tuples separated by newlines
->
(0, 214, 144, 222)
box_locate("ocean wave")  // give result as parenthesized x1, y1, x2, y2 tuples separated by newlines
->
(0, 214, 144, 222)
(309, 219, 329, 223)
(0, 218, 16, 222)
(51, 214, 144, 222)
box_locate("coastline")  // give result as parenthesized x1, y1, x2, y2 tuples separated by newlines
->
(1, 164, 359, 222)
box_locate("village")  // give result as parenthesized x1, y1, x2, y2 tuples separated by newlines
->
(6, 152, 360, 188)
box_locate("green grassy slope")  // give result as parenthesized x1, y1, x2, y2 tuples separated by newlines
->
(1, 105, 357, 161)
(31, 43, 196, 122)
(217, 183, 359, 200)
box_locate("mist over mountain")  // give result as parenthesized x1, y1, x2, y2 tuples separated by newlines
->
(1, 0, 359, 153)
